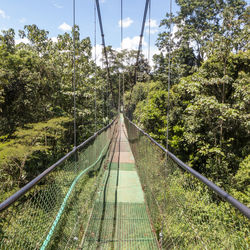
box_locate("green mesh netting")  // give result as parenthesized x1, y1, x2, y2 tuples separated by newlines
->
(81, 115, 158, 249)
(0, 119, 117, 249)
(1, 114, 248, 250)
(124, 116, 249, 250)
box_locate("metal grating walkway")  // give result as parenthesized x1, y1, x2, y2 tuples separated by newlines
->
(82, 115, 158, 249)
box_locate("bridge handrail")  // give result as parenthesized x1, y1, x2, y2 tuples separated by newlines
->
(125, 116, 250, 219)
(0, 118, 116, 212)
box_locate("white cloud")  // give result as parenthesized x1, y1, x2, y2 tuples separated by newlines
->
(171, 24, 181, 44)
(119, 36, 160, 67)
(53, 0, 63, 8)
(172, 24, 178, 35)
(53, 3, 63, 8)
(121, 36, 147, 50)
(142, 46, 160, 66)
(92, 36, 160, 69)
(92, 44, 103, 67)
(119, 17, 133, 28)
(100, 0, 106, 3)
(145, 19, 159, 34)
(58, 22, 71, 32)
(51, 37, 58, 43)
(146, 29, 159, 35)
(146, 19, 158, 28)
(0, 9, 9, 19)
(19, 17, 26, 24)
(15, 37, 30, 45)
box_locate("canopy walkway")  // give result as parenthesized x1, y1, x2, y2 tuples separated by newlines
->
(0, 0, 249, 249)
(82, 115, 158, 249)
(0, 113, 249, 249)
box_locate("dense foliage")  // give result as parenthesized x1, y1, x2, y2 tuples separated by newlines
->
(0, 25, 109, 201)
(0, 1, 249, 248)
(0, 0, 248, 220)
(125, 117, 249, 249)
(0, 23, 150, 202)
(125, 0, 249, 206)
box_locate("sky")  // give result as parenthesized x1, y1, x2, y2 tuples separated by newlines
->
(0, 0, 179, 64)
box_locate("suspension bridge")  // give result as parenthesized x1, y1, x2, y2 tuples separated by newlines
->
(0, 112, 249, 249)
(0, 0, 249, 249)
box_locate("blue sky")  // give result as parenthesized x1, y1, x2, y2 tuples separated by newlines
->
(0, 0, 179, 61)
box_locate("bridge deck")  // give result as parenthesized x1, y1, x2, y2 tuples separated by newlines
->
(82, 115, 158, 249)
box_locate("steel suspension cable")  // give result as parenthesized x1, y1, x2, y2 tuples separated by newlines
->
(147, 0, 151, 95)
(147, 0, 151, 66)
(160, 0, 173, 247)
(120, 0, 123, 111)
(126, 0, 150, 118)
(101, 44, 105, 122)
(166, 0, 172, 154)
(120, 0, 123, 54)
(95, 0, 115, 109)
(94, 1, 97, 132)
(144, 0, 151, 124)
(118, 74, 120, 113)
(72, 2, 78, 245)
(73, 0, 77, 148)
(134, 0, 150, 86)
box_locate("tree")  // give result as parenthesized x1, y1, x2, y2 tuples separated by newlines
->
(0, 46, 59, 135)
(0, 117, 72, 201)
(0, 28, 15, 52)
(129, 49, 250, 191)
(155, 0, 247, 85)
(0, 24, 112, 201)
(232, 155, 250, 205)
(18, 24, 49, 53)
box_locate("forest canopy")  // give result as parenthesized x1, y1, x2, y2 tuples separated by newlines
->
(125, 0, 249, 205)
(0, 0, 249, 208)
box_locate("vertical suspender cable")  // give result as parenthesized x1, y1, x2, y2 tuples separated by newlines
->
(73, 0, 77, 148)
(144, 0, 151, 123)
(127, 0, 150, 118)
(95, 0, 115, 111)
(121, 0, 123, 45)
(95, 0, 110, 79)
(122, 74, 124, 110)
(161, 0, 172, 247)
(94, 1, 97, 132)
(100, 35, 104, 122)
(147, 0, 151, 98)
(102, 54, 105, 122)
(120, 0, 123, 112)
(166, 0, 172, 153)
(148, 0, 151, 71)
(121, 0, 125, 110)
(118, 74, 120, 114)
(134, 0, 150, 86)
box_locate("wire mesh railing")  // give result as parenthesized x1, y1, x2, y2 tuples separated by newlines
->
(0, 118, 118, 249)
(124, 116, 250, 249)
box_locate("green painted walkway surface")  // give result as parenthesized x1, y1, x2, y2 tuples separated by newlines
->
(82, 115, 158, 249)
